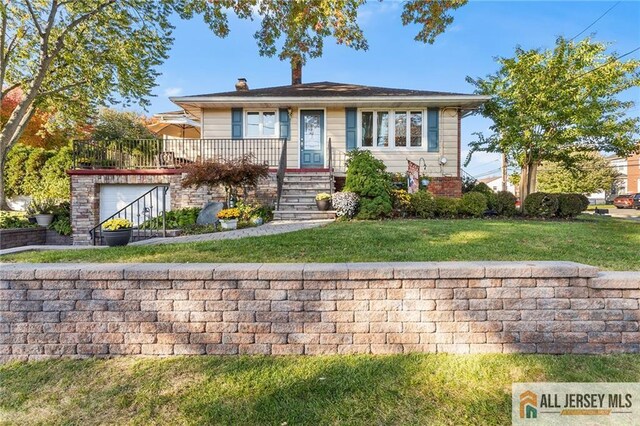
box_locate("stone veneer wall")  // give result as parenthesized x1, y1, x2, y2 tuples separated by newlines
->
(1, 262, 638, 362)
(69, 171, 277, 245)
(0, 228, 46, 249)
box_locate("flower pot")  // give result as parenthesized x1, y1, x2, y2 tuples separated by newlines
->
(251, 217, 264, 226)
(220, 219, 238, 230)
(316, 199, 331, 211)
(34, 214, 54, 227)
(103, 228, 132, 247)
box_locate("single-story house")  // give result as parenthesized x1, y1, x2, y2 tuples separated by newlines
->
(68, 79, 488, 244)
(478, 175, 517, 195)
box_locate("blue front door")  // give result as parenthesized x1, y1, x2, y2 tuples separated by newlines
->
(300, 110, 324, 168)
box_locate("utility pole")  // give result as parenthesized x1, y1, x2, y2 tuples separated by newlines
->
(501, 152, 508, 192)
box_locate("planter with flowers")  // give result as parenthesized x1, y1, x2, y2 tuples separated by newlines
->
(102, 218, 133, 247)
(217, 208, 241, 230)
(315, 193, 332, 211)
(28, 198, 56, 227)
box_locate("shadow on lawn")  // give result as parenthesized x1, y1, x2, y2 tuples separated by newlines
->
(2, 354, 640, 425)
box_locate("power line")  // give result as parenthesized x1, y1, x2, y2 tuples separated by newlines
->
(570, 1, 621, 41)
(572, 46, 640, 81)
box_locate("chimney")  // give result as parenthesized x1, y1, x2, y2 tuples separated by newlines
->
(291, 60, 302, 85)
(235, 78, 249, 91)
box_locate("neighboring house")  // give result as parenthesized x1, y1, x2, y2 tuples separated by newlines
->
(68, 79, 487, 244)
(478, 175, 517, 195)
(610, 153, 640, 195)
(586, 153, 639, 203)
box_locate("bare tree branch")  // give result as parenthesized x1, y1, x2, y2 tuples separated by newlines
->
(25, 0, 45, 37)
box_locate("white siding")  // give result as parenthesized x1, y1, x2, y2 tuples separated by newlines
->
(198, 106, 460, 175)
(202, 109, 232, 139)
(329, 107, 459, 176)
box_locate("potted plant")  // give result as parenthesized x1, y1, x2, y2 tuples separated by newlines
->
(315, 193, 332, 211)
(217, 208, 240, 230)
(102, 218, 133, 247)
(28, 199, 56, 227)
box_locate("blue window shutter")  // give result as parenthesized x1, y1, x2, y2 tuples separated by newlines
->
(279, 108, 290, 140)
(345, 108, 357, 151)
(427, 108, 439, 152)
(231, 108, 243, 139)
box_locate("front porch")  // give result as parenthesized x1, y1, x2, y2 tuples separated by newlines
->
(71, 138, 347, 173)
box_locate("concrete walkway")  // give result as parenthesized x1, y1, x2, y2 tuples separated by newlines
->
(131, 219, 332, 245)
(0, 220, 333, 256)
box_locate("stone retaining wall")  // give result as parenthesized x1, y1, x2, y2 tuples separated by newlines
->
(1, 262, 638, 362)
(0, 228, 74, 249)
(0, 228, 46, 249)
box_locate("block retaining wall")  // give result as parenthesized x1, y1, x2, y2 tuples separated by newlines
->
(1, 262, 638, 362)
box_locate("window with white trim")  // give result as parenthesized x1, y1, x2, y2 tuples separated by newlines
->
(245, 111, 278, 138)
(360, 110, 423, 149)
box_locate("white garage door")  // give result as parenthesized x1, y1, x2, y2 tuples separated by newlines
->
(99, 185, 171, 223)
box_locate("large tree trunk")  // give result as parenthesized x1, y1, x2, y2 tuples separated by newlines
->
(520, 161, 539, 212)
(0, 151, 8, 210)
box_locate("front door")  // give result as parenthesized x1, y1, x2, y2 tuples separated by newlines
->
(300, 110, 324, 168)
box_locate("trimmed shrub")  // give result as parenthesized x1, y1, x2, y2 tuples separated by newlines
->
(391, 189, 412, 217)
(434, 196, 460, 218)
(22, 148, 52, 196)
(344, 150, 393, 219)
(358, 197, 393, 220)
(557, 193, 585, 218)
(471, 182, 497, 210)
(494, 191, 517, 217)
(332, 192, 359, 218)
(524, 192, 559, 218)
(410, 190, 436, 219)
(36, 145, 72, 201)
(458, 192, 488, 217)
(4, 143, 32, 198)
(577, 194, 590, 211)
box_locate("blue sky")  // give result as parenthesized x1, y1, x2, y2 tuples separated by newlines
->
(145, 0, 640, 177)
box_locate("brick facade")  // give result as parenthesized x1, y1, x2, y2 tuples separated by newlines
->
(69, 170, 277, 245)
(428, 177, 463, 198)
(1, 261, 638, 362)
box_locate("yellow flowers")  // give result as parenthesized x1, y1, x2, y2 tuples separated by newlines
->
(102, 218, 133, 231)
(315, 192, 331, 201)
(217, 208, 241, 220)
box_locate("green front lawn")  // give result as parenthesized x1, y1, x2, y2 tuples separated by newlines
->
(1, 354, 638, 425)
(4, 216, 639, 270)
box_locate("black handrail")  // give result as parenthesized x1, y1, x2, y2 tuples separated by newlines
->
(328, 137, 334, 194)
(89, 186, 169, 245)
(72, 138, 286, 170)
(275, 138, 288, 210)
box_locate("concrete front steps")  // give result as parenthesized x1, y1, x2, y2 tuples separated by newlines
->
(274, 171, 337, 221)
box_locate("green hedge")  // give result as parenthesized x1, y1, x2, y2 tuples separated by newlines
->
(3, 143, 71, 201)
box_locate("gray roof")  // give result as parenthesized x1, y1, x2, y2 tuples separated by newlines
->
(178, 81, 472, 99)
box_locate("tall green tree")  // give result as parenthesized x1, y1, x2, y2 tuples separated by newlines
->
(0, 0, 465, 208)
(466, 37, 640, 206)
(537, 151, 620, 194)
(90, 108, 155, 142)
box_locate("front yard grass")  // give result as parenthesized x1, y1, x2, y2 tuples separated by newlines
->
(1, 354, 639, 425)
(3, 216, 639, 270)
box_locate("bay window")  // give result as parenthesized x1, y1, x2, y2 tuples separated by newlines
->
(359, 110, 426, 149)
(245, 111, 278, 138)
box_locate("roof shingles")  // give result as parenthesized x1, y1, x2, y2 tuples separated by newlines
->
(175, 81, 472, 99)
